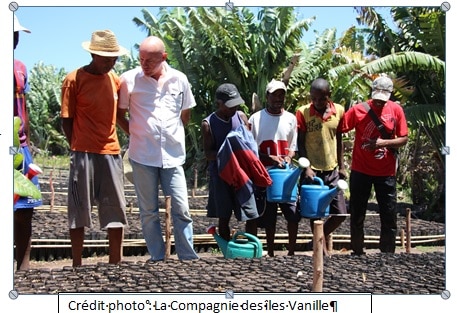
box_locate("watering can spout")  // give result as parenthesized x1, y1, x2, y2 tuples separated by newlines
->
(300, 178, 348, 218)
(297, 157, 311, 169)
(282, 157, 310, 198)
(207, 225, 229, 256)
(284, 157, 309, 183)
(317, 179, 348, 214)
(267, 157, 310, 203)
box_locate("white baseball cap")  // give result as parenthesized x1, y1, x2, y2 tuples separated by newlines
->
(14, 14, 31, 33)
(266, 79, 287, 94)
(371, 75, 393, 102)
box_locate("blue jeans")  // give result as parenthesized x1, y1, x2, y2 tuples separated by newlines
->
(130, 159, 198, 260)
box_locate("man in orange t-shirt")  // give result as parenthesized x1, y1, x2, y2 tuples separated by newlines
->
(60, 30, 129, 267)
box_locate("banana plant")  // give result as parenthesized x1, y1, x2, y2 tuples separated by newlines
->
(13, 116, 41, 201)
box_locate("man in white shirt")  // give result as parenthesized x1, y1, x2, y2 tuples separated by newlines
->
(248, 79, 300, 257)
(118, 36, 198, 261)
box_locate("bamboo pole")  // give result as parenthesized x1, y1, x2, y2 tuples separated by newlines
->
(312, 220, 324, 292)
(165, 196, 172, 260)
(29, 233, 445, 250)
(406, 208, 411, 253)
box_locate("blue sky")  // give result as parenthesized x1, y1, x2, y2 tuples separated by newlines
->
(13, 6, 394, 72)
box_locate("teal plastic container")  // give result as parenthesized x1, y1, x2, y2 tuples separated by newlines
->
(225, 232, 263, 259)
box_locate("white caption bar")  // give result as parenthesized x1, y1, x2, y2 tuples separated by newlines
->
(58, 293, 372, 313)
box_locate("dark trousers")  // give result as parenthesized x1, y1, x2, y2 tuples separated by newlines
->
(349, 170, 397, 254)
(14, 208, 34, 270)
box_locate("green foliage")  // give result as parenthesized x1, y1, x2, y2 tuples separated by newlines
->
(287, 29, 339, 108)
(27, 62, 68, 155)
(33, 154, 69, 169)
(355, 7, 398, 56)
(209, 247, 222, 255)
(114, 51, 141, 74)
(398, 128, 444, 221)
(391, 7, 445, 59)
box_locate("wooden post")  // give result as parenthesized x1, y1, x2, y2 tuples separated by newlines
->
(192, 167, 197, 198)
(312, 220, 324, 292)
(406, 208, 411, 253)
(49, 168, 55, 211)
(326, 233, 333, 253)
(400, 229, 405, 248)
(164, 196, 172, 260)
(128, 201, 133, 214)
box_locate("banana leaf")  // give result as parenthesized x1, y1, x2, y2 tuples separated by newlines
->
(13, 116, 41, 200)
(14, 169, 41, 199)
(14, 153, 24, 170)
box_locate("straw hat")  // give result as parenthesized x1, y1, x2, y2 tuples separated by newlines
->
(82, 30, 129, 57)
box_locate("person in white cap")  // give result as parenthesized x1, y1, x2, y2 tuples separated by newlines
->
(296, 78, 347, 256)
(13, 13, 42, 271)
(248, 79, 299, 257)
(60, 30, 129, 267)
(340, 74, 408, 255)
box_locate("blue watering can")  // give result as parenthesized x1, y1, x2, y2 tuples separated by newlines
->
(207, 225, 263, 259)
(300, 176, 348, 218)
(266, 157, 310, 203)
